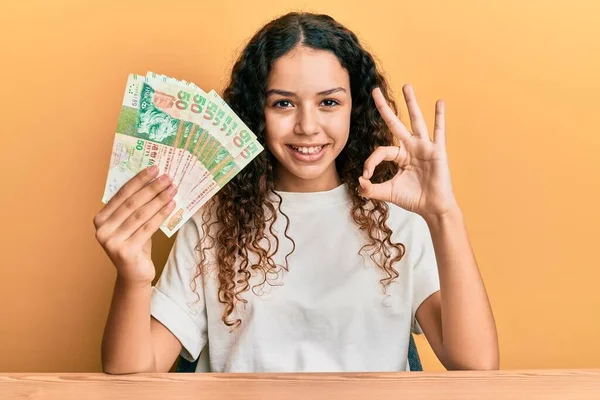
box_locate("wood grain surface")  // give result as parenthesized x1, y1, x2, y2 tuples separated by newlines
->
(1, 370, 600, 400)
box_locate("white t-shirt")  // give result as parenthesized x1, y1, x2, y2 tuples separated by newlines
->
(150, 183, 440, 372)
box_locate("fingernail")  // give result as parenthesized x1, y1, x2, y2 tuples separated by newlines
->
(167, 184, 177, 195)
(363, 170, 368, 179)
(148, 165, 158, 173)
(159, 174, 169, 183)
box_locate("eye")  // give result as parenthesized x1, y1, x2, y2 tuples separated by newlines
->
(273, 100, 293, 108)
(321, 99, 340, 107)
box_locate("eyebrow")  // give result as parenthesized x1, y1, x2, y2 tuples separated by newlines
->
(265, 87, 347, 97)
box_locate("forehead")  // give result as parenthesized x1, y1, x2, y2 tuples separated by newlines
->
(267, 46, 350, 92)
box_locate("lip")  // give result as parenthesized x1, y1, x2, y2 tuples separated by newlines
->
(286, 144, 329, 162)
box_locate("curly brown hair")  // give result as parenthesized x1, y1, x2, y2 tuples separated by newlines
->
(195, 12, 406, 328)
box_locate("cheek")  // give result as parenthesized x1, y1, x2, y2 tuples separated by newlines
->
(324, 111, 351, 144)
(263, 114, 277, 149)
(264, 111, 293, 147)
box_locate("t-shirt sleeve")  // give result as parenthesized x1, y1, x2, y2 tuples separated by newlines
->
(151, 214, 208, 362)
(410, 214, 441, 334)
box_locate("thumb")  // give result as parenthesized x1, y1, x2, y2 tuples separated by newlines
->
(358, 177, 392, 202)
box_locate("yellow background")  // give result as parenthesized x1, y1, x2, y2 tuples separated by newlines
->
(1, 0, 599, 372)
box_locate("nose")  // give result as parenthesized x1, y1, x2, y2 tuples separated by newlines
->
(294, 105, 319, 136)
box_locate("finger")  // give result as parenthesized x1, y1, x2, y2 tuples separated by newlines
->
(433, 99, 446, 147)
(362, 146, 407, 179)
(119, 185, 177, 241)
(402, 84, 429, 139)
(372, 87, 412, 143)
(97, 174, 174, 239)
(127, 199, 177, 247)
(358, 176, 393, 203)
(94, 165, 159, 228)
(110, 179, 177, 240)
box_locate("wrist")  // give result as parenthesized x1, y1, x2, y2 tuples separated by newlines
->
(423, 206, 464, 230)
(115, 275, 154, 292)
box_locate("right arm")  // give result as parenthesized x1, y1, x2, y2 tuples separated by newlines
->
(95, 165, 182, 374)
(101, 279, 182, 373)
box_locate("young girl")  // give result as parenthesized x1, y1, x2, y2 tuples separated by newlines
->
(95, 12, 499, 374)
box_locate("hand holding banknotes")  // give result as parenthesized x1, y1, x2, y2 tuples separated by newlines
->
(94, 165, 177, 286)
(96, 71, 262, 282)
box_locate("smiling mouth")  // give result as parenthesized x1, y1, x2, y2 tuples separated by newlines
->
(288, 144, 328, 155)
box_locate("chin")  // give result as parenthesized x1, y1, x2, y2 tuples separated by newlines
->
(286, 164, 330, 181)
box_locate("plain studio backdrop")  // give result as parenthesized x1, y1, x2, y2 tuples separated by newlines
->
(0, 0, 598, 372)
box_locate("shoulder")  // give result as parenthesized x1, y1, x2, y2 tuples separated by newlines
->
(386, 202, 431, 238)
(183, 204, 220, 239)
(385, 203, 436, 267)
(173, 212, 203, 246)
(170, 207, 217, 259)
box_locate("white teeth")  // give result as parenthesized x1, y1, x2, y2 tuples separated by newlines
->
(291, 145, 324, 155)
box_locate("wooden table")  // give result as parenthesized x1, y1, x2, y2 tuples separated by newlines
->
(1, 370, 599, 399)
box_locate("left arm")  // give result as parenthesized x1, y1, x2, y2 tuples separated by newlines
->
(359, 84, 499, 371)
(417, 208, 499, 370)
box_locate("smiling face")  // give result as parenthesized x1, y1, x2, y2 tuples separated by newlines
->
(264, 46, 352, 192)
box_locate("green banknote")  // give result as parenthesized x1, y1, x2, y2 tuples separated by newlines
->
(102, 73, 181, 203)
(103, 72, 263, 237)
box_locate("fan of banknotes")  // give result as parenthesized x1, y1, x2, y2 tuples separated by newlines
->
(102, 72, 264, 237)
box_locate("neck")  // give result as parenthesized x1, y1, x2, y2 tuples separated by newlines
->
(274, 166, 342, 193)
